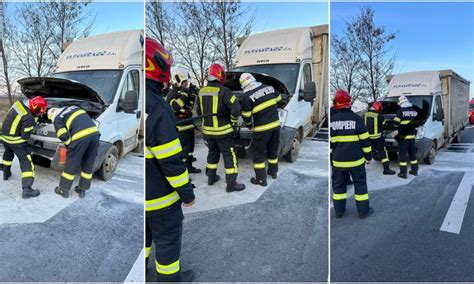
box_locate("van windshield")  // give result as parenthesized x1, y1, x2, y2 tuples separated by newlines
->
(232, 64, 299, 94)
(53, 70, 123, 105)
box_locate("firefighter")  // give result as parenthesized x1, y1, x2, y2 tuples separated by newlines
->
(167, 67, 201, 174)
(197, 63, 245, 192)
(239, 73, 282, 186)
(48, 106, 100, 198)
(330, 90, 374, 219)
(145, 37, 195, 282)
(394, 95, 419, 179)
(364, 101, 396, 175)
(0, 96, 47, 198)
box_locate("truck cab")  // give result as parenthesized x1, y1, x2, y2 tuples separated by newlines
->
(21, 30, 144, 180)
(230, 26, 328, 162)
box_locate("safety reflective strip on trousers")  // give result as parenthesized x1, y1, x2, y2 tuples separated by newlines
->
(333, 193, 347, 200)
(145, 191, 180, 211)
(2, 160, 13, 166)
(156, 259, 180, 275)
(254, 120, 281, 132)
(254, 162, 265, 169)
(332, 157, 366, 168)
(145, 247, 152, 258)
(149, 138, 182, 160)
(81, 172, 93, 179)
(62, 172, 75, 181)
(268, 158, 278, 164)
(355, 193, 369, 201)
(207, 163, 218, 169)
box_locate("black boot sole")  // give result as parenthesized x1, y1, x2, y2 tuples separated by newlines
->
(383, 171, 396, 175)
(55, 187, 69, 198)
(250, 178, 267, 187)
(359, 208, 374, 219)
(409, 171, 418, 176)
(208, 175, 220, 186)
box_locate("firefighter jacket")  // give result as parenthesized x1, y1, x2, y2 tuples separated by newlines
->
(145, 80, 195, 216)
(241, 84, 282, 133)
(330, 108, 372, 169)
(364, 110, 385, 139)
(166, 88, 194, 132)
(197, 81, 241, 139)
(394, 106, 419, 139)
(0, 100, 36, 145)
(54, 106, 99, 146)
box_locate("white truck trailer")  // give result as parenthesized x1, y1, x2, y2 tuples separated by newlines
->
(18, 30, 144, 180)
(226, 25, 329, 162)
(382, 70, 470, 164)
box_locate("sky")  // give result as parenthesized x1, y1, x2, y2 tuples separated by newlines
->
(331, 2, 474, 97)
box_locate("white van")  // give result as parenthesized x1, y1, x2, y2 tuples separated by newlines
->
(381, 70, 469, 164)
(19, 30, 144, 180)
(226, 26, 329, 162)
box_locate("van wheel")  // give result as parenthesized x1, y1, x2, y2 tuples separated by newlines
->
(98, 145, 118, 181)
(424, 142, 436, 165)
(285, 131, 301, 163)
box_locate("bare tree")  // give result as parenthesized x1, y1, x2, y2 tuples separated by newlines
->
(211, 1, 254, 70)
(1, 3, 16, 105)
(146, 0, 169, 46)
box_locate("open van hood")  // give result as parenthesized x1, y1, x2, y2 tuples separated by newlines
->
(225, 71, 289, 95)
(18, 77, 105, 105)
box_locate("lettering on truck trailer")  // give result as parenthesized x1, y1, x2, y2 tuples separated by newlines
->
(243, 46, 292, 55)
(330, 121, 356, 130)
(65, 50, 117, 60)
(392, 83, 428, 88)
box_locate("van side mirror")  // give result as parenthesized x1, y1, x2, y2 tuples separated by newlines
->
(119, 90, 138, 114)
(301, 81, 317, 104)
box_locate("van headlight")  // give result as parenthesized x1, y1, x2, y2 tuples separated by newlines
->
(278, 109, 288, 125)
(416, 126, 425, 139)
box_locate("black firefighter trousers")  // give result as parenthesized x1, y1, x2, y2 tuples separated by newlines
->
(398, 138, 418, 174)
(1, 142, 34, 188)
(178, 129, 195, 169)
(59, 134, 100, 192)
(332, 165, 370, 215)
(251, 128, 280, 181)
(146, 206, 184, 282)
(205, 136, 238, 185)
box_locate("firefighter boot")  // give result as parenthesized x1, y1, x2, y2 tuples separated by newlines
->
(181, 270, 195, 282)
(268, 172, 277, 179)
(358, 207, 374, 219)
(250, 177, 267, 187)
(3, 168, 12, 180)
(226, 182, 246, 192)
(22, 187, 40, 199)
(409, 170, 418, 176)
(398, 173, 407, 179)
(383, 163, 396, 175)
(208, 174, 220, 186)
(187, 160, 202, 174)
(74, 186, 86, 198)
(55, 186, 69, 198)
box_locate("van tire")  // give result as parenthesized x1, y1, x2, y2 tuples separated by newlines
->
(285, 130, 301, 163)
(424, 142, 436, 165)
(98, 145, 119, 181)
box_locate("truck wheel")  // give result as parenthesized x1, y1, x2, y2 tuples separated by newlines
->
(98, 145, 119, 181)
(285, 131, 301, 163)
(424, 142, 436, 165)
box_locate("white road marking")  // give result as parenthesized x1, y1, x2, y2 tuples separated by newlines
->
(440, 172, 473, 234)
(124, 248, 145, 282)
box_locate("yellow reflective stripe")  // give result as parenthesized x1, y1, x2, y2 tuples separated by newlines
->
(21, 171, 34, 178)
(2, 160, 13, 166)
(13, 101, 28, 116)
(56, 128, 68, 138)
(252, 99, 276, 114)
(381, 158, 389, 163)
(410, 160, 418, 164)
(24, 126, 34, 133)
(62, 172, 75, 180)
(242, 111, 252, 118)
(331, 135, 359, 143)
(203, 126, 234, 136)
(145, 191, 180, 211)
(394, 117, 401, 122)
(275, 95, 282, 102)
(355, 193, 369, 201)
(0, 136, 27, 144)
(225, 167, 238, 174)
(150, 138, 182, 160)
(71, 126, 99, 142)
(27, 155, 34, 172)
(207, 163, 218, 169)
(200, 86, 220, 94)
(145, 247, 152, 258)
(333, 193, 347, 200)
(212, 96, 219, 127)
(156, 259, 180, 275)
(400, 120, 412, 125)
(230, 147, 237, 169)
(230, 95, 236, 104)
(9, 115, 21, 135)
(177, 125, 194, 131)
(66, 110, 86, 129)
(81, 172, 93, 180)
(268, 158, 278, 164)
(358, 132, 369, 140)
(399, 135, 416, 139)
(165, 169, 189, 188)
(202, 124, 232, 131)
(332, 157, 366, 168)
(254, 162, 266, 169)
(145, 147, 154, 159)
(172, 98, 184, 108)
(369, 133, 382, 139)
(400, 162, 408, 166)
(254, 120, 280, 132)
(362, 146, 372, 153)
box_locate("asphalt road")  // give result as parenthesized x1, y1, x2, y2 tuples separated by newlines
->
(0, 149, 144, 282)
(331, 126, 474, 282)
(147, 138, 329, 282)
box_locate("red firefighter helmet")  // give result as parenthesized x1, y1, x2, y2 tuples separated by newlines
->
(145, 37, 173, 83)
(333, 89, 352, 109)
(373, 101, 383, 113)
(207, 63, 225, 84)
(29, 96, 48, 116)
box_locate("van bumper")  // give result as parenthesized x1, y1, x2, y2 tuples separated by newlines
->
(384, 138, 432, 160)
(28, 140, 111, 172)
